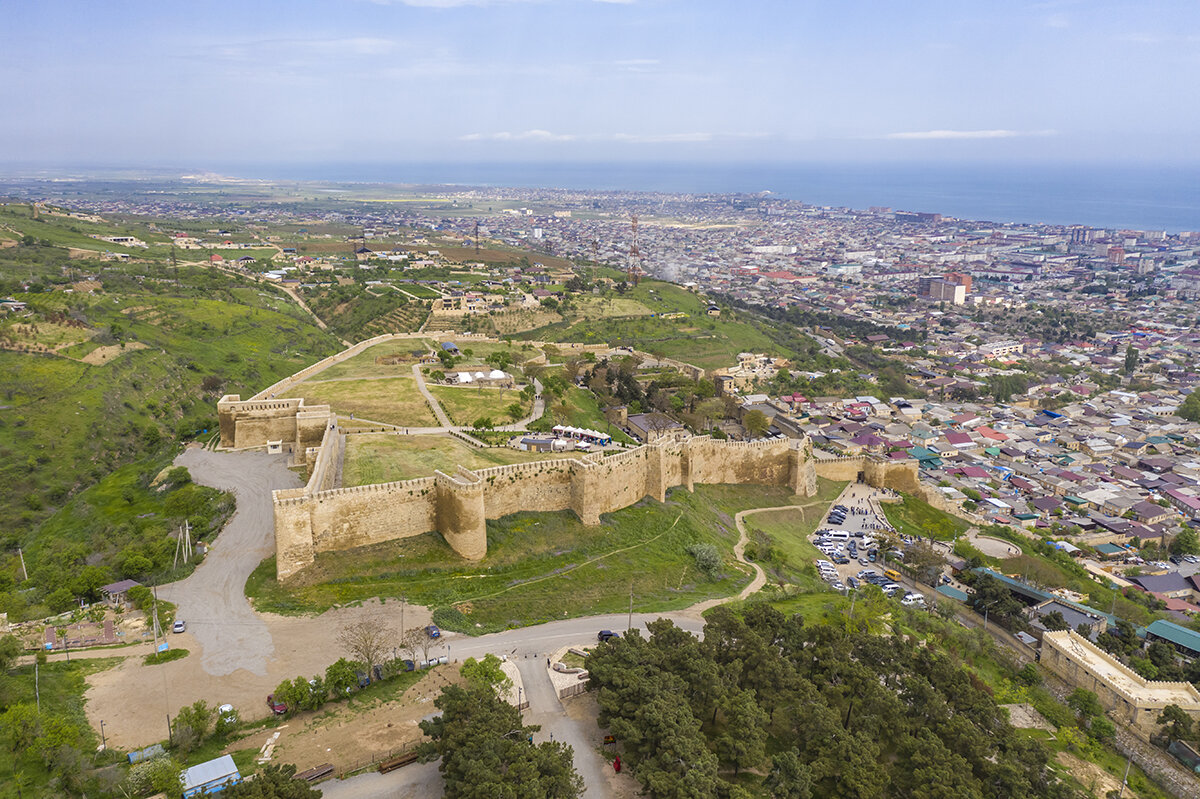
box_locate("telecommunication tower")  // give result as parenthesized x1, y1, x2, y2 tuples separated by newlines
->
(627, 215, 641, 285)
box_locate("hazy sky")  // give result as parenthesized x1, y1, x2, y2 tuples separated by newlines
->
(3, 0, 1198, 167)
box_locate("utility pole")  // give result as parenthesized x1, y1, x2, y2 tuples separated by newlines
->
(627, 581, 634, 633)
(401, 595, 406, 639)
(17, 547, 28, 582)
(34, 660, 40, 712)
(1117, 753, 1132, 798)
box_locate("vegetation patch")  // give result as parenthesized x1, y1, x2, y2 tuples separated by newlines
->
(341, 434, 578, 486)
(143, 647, 189, 666)
(280, 374, 438, 427)
(882, 493, 971, 541)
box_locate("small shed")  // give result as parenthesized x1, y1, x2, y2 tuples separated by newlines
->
(181, 754, 241, 797)
(100, 579, 142, 608)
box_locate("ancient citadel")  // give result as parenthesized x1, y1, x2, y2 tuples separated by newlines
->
(217, 334, 920, 581)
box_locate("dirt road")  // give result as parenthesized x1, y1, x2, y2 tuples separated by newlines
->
(159, 446, 301, 677)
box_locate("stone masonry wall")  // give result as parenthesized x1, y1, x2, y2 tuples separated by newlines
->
(271, 434, 837, 580)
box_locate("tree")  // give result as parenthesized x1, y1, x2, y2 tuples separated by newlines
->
(1, 702, 40, 753)
(1123, 344, 1139, 376)
(1170, 528, 1200, 556)
(127, 755, 185, 799)
(421, 683, 582, 798)
(1067, 689, 1103, 726)
(1178, 391, 1200, 422)
(507, 402, 525, 422)
(226, 763, 321, 798)
(0, 634, 21, 673)
(1157, 704, 1194, 742)
(325, 658, 358, 698)
(1040, 611, 1069, 632)
(337, 618, 394, 678)
(686, 543, 722, 579)
(401, 627, 436, 666)
(743, 409, 770, 439)
(764, 750, 812, 799)
(474, 415, 495, 430)
(904, 542, 947, 586)
(696, 397, 725, 432)
(461, 653, 513, 694)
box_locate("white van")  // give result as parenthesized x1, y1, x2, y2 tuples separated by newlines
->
(826, 531, 850, 542)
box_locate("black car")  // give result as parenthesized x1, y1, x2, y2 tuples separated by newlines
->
(598, 630, 620, 642)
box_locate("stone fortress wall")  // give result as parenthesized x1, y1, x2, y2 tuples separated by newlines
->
(270, 431, 831, 580)
(219, 336, 919, 581)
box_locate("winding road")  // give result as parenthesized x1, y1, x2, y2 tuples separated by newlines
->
(157, 447, 302, 676)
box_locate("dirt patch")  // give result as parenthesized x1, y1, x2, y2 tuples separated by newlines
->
(80, 341, 148, 364)
(1057, 751, 1125, 797)
(263, 667, 464, 775)
(1002, 703, 1055, 732)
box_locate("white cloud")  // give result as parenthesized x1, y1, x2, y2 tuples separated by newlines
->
(1045, 13, 1070, 29)
(883, 129, 1056, 140)
(613, 59, 659, 66)
(612, 132, 713, 143)
(459, 129, 578, 141)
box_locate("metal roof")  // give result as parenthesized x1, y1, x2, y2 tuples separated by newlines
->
(181, 755, 239, 792)
(1146, 619, 1200, 655)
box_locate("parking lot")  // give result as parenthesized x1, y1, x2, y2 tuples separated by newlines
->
(810, 484, 927, 608)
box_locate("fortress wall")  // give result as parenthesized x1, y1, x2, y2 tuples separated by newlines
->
(684, 437, 794, 489)
(267, 432, 867, 581)
(436, 471, 487, 560)
(813, 456, 867, 483)
(588, 448, 658, 516)
(305, 425, 343, 494)
(864, 459, 920, 492)
(477, 460, 578, 519)
(274, 495, 317, 581)
(306, 477, 439, 555)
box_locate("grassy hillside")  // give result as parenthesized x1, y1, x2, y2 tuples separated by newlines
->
(0, 208, 342, 615)
(519, 280, 800, 370)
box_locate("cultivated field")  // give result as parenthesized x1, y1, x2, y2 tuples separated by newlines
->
(341, 434, 575, 485)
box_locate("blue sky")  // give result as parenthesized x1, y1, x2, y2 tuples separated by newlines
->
(2, 0, 1198, 166)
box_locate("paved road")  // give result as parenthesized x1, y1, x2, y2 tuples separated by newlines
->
(412, 363, 454, 427)
(516, 659, 611, 795)
(158, 447, 302, 677)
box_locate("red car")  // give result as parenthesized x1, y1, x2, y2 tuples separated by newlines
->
(266, 694, 287, 715)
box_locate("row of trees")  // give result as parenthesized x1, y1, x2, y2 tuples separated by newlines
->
(587, 606, 1082, 799)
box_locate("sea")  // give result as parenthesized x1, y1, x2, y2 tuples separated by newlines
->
(226, 161, 1200, 233)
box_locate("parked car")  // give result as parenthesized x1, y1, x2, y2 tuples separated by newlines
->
(901, 593, 926, 608)
(266, 694, 287, 715)
(425, 624, 441, 639)
(172, 620, 186, 634)
(598, 630, 620, 643)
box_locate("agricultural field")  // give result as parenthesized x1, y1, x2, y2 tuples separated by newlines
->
(426, 384, 530, 426)
(396, 283, 441, 299)
(491, 306, 563, 336)
(341, 434, 579, 486)
(280, 374, 438, 427)
(246, 483, 820, 632)
(573, 295, 654, 318)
